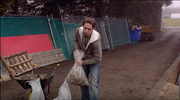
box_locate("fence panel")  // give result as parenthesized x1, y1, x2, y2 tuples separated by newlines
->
(105, 17, 130, 49)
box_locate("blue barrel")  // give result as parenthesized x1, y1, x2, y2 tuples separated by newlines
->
(129, 29, 141, 41)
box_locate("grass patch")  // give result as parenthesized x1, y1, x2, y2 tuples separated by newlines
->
(163, 18, 180, 27)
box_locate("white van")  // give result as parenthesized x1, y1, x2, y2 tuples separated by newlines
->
(171, 13, 180, 19)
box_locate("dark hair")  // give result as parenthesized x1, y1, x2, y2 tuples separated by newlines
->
(83, 17, 96, 29)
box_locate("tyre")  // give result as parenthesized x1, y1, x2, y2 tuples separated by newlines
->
(148, 33, 154, 41)
(149, 36, 154, 41)
(22, 88, 32, 100)
(141, 33, 147, 41)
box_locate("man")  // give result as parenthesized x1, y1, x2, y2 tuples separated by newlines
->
(74, 17, 102, 100)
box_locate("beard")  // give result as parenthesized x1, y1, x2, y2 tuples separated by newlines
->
(83, 32, 89, 37)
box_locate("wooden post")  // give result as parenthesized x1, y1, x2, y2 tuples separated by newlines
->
(0, 53, 15, 79)
(18, 55, 29, 70)
(22, 54, 33, 69)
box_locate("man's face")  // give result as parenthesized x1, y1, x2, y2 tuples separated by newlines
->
(83, 23, 93, 37)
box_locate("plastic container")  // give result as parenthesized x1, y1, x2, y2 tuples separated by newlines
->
(129, 29, 141, 41)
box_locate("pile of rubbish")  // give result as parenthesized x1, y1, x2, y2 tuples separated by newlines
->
(129, 24, 142, 32)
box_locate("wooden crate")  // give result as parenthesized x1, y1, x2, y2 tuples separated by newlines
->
(1, 51, 36, 78)
(141, 25, 155, 33)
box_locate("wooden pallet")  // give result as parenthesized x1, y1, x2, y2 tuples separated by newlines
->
(141, 25, 155, 33)
(1, 51, 36, 78)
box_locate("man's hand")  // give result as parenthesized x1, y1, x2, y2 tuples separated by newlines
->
(74, 50, 80, 54)
(76, 60, 83, 66)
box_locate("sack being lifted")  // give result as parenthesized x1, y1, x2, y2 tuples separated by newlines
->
(54, 50, 89, 100)
(66, 50, 89, 86)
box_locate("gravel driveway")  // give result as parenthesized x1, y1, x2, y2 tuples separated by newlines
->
(1, 28, 180, 100)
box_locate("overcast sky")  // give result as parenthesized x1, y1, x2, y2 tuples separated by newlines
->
(165, 1, 180, 8)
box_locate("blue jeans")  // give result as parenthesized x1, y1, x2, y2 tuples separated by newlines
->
(81, 62, 101, 100)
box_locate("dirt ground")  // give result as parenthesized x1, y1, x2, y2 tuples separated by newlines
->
(1, 28, 180, 100)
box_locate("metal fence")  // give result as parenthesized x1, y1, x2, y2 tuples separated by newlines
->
(1, 16, 130, 60)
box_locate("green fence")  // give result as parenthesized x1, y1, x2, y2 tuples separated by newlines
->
(50, 18, 82, 60)
(1, 16, 51, 37)
(1, 16, 130, 60)
(105, 17, 130, 49)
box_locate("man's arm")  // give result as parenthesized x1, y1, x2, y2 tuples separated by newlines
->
(74, 28, 80, 51)
(74, 28, 83, 66)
